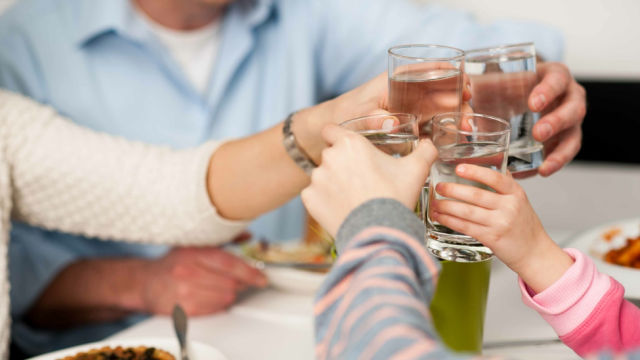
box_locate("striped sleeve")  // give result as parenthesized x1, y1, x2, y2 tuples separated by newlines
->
(314, 199, 460, 360)
(314, 199, 640, 360)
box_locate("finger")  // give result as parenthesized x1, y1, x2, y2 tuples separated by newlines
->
(529, 63, 571, 113)
(431, 212, 489, 242)
(173, 264, 244, 291)
(455, 164, 515, 194)
(404, 139, 438, 173)
(463, 73, 472, 101)
(321, 123, 356, 146)
(431, 199, 492, 226)
(180, 289, 237, 316)
(538, 126, 582, 177)
(196, 249, 268, 288)
(434, 182, 499, 209)
(533, 82, 586, 143)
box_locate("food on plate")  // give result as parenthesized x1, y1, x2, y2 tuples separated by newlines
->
(604, 236, 640, 269)
(242, 214, 335, 270)
(58, 346, 174, 360)
(243, 239, 334, 266)
(601, 227, 622, 242)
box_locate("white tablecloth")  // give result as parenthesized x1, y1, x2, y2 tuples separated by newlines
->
(109, 163, 640, 360)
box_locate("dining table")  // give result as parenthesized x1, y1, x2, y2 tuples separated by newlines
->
(108, 162, 640, 360)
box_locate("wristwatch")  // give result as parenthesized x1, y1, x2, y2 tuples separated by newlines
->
(283, 113, 317, 176)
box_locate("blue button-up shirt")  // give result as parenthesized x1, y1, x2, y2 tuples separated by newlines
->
(0, 0, 563, 353)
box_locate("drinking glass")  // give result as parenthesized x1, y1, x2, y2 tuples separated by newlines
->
(465, 43, 542, 174)
(341, 113, 421, 215)
(388, 45, 466, 138)
(426, 113, 510, 262)
(340, 113, 419, 158)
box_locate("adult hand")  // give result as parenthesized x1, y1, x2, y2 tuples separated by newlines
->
(529, 62, 586, 177)
(293, 72, 471, 164)
(301, 124, 438, 237)
(140, 245, 267, 316)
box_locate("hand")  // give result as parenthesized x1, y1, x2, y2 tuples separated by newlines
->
(530, 62, 586, 177)
(293, 72, 471, 164)
(301, 124, 438, 237)
(140, 246, 267, 316)
(431, 164, 574, 293)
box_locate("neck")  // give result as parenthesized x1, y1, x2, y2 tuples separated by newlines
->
(134, 0, 223, 30)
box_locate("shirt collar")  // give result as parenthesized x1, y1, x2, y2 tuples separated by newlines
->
(74, 0, 276, 47)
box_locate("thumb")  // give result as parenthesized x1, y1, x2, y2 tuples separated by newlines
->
(321, 123, 352, 146)
(404, 139, 438, 177)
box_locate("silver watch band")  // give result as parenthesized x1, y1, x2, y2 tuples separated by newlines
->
(283, 113, 317, 176)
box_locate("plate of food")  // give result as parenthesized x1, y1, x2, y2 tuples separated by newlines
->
(240, 216, 335, 295)
(567, 217, 640, 299)
(28, 337, 227, 360)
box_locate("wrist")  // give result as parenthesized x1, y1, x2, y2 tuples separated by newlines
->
(511, 234, 575, 294)
(291, 100, 336, 164)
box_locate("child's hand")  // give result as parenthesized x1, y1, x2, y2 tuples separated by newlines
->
(301, 124, 437, 238)
(431, 164, 574, 293)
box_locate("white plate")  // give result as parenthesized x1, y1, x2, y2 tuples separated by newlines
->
(234, 240, 329, 296)
(28, 337, 228, 360)
(565, 217, 640, 299)
(264, 266, 327, 295)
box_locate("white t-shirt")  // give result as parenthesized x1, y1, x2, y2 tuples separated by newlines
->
(136, 8, 222, 96)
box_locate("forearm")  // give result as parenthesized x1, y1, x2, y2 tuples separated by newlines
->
(207, 101, 337, 221)
(26, 258, 148, 328)
(207, 123, 310, 220)
(520, 249, 640, 357)
(316, 199, 450, 359)
(0, 91, 247, 245)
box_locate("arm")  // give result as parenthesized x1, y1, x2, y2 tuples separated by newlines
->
(432, 165, 640, 357)
(1, 90, 248, 245)
(315, 199, 452, 360)
(520, 249, 640, 357)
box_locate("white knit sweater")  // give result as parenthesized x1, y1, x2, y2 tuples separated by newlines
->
(0, 91, 250, 358)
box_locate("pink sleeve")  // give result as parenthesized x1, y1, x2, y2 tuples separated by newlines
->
(519, 248, 640, 357)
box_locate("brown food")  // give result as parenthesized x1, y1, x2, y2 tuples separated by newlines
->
(604, 236, 640, 269)
(58, 346, 175, 360)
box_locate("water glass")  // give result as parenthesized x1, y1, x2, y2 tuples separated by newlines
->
(466, 43, 542, 174)
(426, 113, 510, 262)
(340, 113, 419, 158)
(388, 45, 466, 138)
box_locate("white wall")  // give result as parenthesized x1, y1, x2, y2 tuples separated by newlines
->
(425, 0, 640, 80)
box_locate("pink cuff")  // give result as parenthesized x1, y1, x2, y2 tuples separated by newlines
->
(519, 248, 612, 336)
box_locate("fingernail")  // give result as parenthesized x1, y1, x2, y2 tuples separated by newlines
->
(466, 83, 471, 92)
(382, 119, 395, 129)
(538, 123, 553, 141)
(457, 165, 466, 174)
(532, 94, 546, 112)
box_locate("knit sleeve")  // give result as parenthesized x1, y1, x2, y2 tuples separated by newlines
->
(0, 91, 250, 245)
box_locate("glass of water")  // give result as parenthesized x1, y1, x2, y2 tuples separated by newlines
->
(340, 113, 419, 157)
(465, 43, 542, 174)
(388, 45, 465, 138)
(426, 112, 511, 262)
(341, 113, 421, 216)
